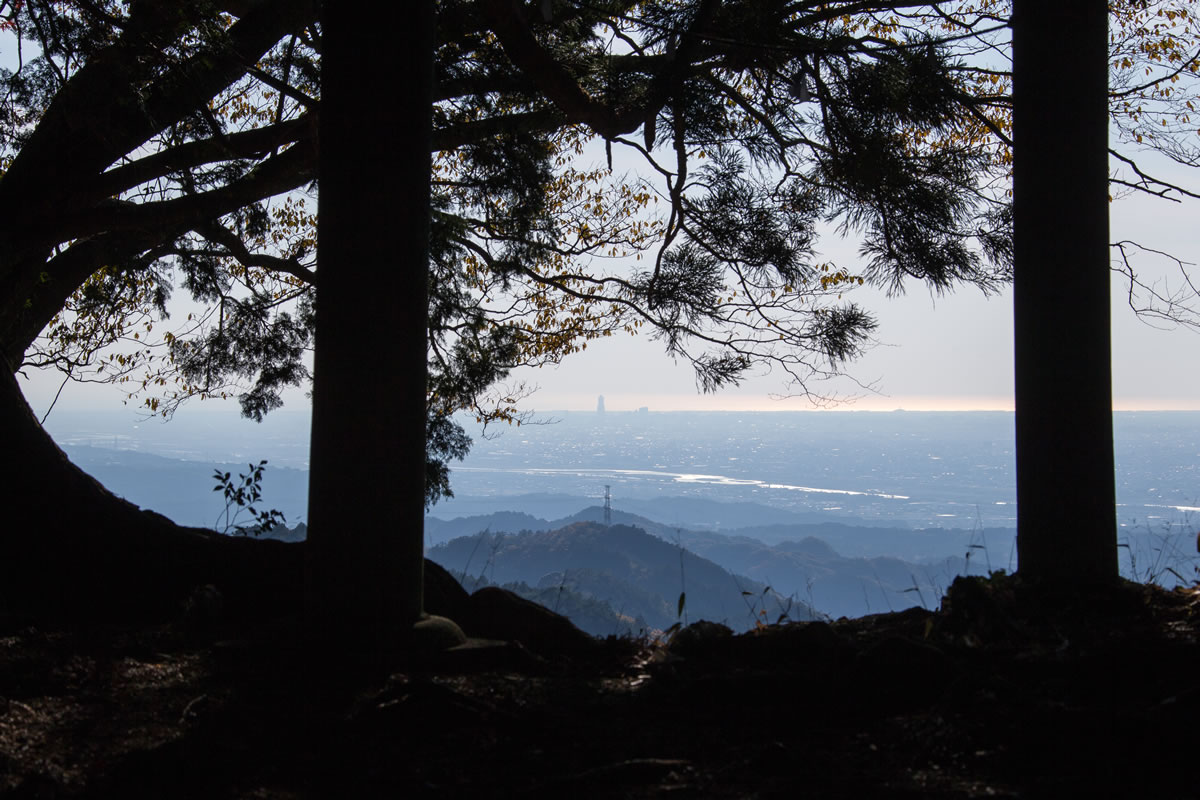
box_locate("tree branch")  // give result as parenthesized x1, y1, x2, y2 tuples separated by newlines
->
(1110, 148, 1200, 202)
(194, 220, 317, 286)
(41, 141, 318, 246)
(94, 114, 315, 199)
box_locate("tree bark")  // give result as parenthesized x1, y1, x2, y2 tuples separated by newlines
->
(305, 2, 436, 647)
(1012, 0, 1118, 584)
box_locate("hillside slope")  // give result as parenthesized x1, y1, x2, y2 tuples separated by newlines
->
(2, 575, 1197, 797)
(428, 521, 818, 632)
(425, 507, 1003, 618)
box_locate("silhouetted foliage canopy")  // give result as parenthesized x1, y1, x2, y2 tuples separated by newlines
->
(3, 1, 1198, 503)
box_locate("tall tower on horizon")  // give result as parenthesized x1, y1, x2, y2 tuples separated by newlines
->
(596, 394, 605, 413)
(603, 485, 612, 526)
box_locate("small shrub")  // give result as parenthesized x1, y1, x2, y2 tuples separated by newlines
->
(212, 459, 285, 536)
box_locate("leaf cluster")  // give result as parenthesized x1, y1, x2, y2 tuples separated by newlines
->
(210, 458, 285, 536)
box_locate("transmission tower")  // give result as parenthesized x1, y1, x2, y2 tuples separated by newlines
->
(603, 485, 612, 527)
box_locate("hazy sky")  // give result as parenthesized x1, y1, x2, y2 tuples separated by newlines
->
(12, 13, 1200, 420)
(15, 101, 1200, 418)
(3, 4, 1200, 431)
(18, 162, 1200, 419)
(508, 171, 1200, 413)
(496, 138, 1200, 413)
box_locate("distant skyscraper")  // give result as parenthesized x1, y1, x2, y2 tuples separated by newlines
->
(597, 394, 605, 413)
(604, 485, 612, 526)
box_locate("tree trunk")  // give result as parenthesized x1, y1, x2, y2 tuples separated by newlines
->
(1012, 0, 1118, 584)
(305, 2, 437, 647)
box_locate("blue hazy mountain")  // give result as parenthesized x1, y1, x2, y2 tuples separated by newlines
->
(427, 520, 820, 633)
(429, 493, 906, 530)
(47, 409, 1200, 600)
(61, 444, 310, 530)
(50, 408, 1200, 527)
(427, 503, 1014, 561)
(426, 506, 998, 619)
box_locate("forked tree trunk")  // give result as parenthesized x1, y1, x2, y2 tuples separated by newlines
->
(1012, 0, 1118, 584)
(305, 2, 436, 646)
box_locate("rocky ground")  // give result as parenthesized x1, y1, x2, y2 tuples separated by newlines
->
(1, 573, 1197, 798)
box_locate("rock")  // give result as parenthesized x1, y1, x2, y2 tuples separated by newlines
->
(668, 620, 734, 658)
(941, 574, 1022, 644)
(423, 558, 470, 622)
(438, 639, 548, 674)
(410, 614, 468, 652)
(792, 619, 844, 652)
(177, 584, 224, 637)
(463, 586, 597, 656)
(722, 619, 851, 669)
(851, 635, 950, 708)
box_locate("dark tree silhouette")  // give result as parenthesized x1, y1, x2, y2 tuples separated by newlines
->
(1012, 0, 1118, 584)
(0, 3, 1006, 627)
(3, 1, 1158, 630)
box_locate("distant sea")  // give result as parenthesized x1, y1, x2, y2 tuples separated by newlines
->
(44, 409, 1200, 536)
(453, 410, 1200, 530)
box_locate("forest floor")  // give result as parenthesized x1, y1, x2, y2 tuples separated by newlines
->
(0, 573, 1197, 798)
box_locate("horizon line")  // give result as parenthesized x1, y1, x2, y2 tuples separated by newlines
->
(38, 404, 1200, 415)
(540, 406, 1200, 413)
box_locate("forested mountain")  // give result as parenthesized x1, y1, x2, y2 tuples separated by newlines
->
(428, 521, 818, 633)
(424, 510, 1000, 620)
(443, 571, 654, 638)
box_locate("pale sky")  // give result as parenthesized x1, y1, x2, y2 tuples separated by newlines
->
(12, 13, 1200, 420)
(499, 162, 1200, 413)
(15, 123, 1200, 417)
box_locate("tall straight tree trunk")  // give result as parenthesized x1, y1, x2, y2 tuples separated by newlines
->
(1012, 1, 1118, 584)
(306, 2, 436, 646)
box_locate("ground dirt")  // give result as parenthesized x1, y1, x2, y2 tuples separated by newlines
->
(0, 574, 1196, 798)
